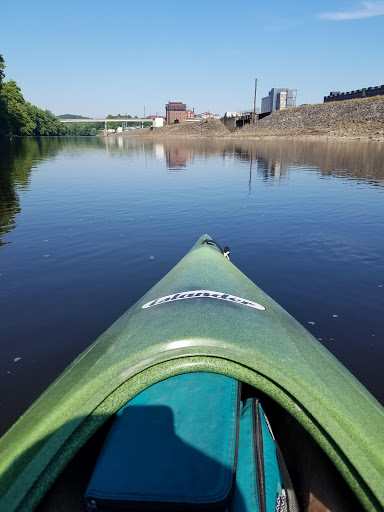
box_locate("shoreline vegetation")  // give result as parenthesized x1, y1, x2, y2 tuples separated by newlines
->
(109, 96, 384, 142)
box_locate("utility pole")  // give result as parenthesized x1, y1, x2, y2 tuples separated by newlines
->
(253, 78, 258, 116)
(144, 106, 146, 119)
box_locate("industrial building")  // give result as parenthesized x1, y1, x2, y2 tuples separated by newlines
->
(324, 85, 384, 103)
(261, 88, 296, 113)
(165, 102, 187, 125)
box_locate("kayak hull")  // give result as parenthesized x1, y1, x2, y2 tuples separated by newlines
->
(0, 235, 383, 511)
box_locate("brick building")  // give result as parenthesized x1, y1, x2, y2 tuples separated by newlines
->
(165, 102, 187, 124)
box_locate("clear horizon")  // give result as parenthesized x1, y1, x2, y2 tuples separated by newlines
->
(1, 0, 383, 118)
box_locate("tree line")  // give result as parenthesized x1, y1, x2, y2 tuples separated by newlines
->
(105, 114, 152, 130)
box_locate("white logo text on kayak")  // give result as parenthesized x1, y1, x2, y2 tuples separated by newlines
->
(141, 290, 265, 311)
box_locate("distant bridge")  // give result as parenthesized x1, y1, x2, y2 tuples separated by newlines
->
(58, 118, 152, 130)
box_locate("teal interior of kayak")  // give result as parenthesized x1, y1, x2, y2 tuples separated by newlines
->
(37, 373, 363, 512)
(0, 235, 383, 512)
(84, 372, 288, 512)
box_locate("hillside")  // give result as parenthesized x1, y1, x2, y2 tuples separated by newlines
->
(57, 114, 90, 119)
(236, 96, 384, 140)
(138, 118, 230, 138)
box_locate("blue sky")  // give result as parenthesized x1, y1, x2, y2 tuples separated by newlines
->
(1, 0, 383, 117)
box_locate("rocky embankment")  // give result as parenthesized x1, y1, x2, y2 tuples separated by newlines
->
(115, 97, 384, 141)
(137, 118, 230, 138)
(237, 96, 384, 141)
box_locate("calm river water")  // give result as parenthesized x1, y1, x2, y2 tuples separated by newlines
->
(0, 136, 383, 435)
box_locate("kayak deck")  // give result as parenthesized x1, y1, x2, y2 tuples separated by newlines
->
(0, 235, 383, 511)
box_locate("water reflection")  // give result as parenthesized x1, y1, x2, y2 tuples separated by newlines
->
(0, 138, 61, 245)
(255, 157, 289, 183)
(100, 137, 384, 188)
(0, 148, 21, 245)
(1, 137, 383, 246)
(165, 146, 195, 170)
(0, 137, 111, 245)
(154, 144, 165, 160)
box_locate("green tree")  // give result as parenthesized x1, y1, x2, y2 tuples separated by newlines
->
(106, 113, 143, 130)
(26, 104, 65, 135)
(0, 54, 5, 87)
(64, 121, 103, 136)
(0, 54, 7, 135)
(0, 80, 35, 135)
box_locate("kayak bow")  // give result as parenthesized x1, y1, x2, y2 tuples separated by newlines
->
(0, 235, 383, 511)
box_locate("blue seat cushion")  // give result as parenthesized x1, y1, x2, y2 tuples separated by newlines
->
(85, 372, 240, 511)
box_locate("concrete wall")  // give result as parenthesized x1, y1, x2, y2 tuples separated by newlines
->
(324, 85, 384, 103)
(221, 112, 271, 132)
(153, 118, 164, 128)
(221, 117, 237, 131)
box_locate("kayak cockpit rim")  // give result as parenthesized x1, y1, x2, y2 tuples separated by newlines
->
(14, 356, 381, 512)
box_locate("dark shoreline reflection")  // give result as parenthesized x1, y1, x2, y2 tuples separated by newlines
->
(0, 137, 111, 245)
(0, 138, 57, 245)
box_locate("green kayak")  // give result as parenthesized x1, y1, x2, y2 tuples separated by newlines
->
(0, 235, 383, 511)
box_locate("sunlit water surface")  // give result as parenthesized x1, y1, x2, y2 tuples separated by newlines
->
(0, 136, 383, 435)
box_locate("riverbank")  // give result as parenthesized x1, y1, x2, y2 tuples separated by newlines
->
(107, 96, 384, 141)
(236, 96, 384, 141)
